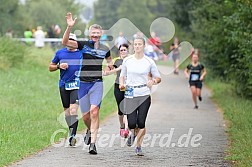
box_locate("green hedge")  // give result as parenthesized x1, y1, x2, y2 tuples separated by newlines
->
(189, 0, 252, 98)
(0, 37, 26, 69)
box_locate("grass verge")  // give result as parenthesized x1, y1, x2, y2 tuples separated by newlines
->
(206, 78, 252, 166)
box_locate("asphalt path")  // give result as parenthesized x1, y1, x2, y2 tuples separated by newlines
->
(9, 66, 230, 167)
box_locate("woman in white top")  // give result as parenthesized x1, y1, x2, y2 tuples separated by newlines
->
(34, 26, 45, 48)
(119, 37, 161, 156)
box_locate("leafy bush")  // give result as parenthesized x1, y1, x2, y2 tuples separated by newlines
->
(189, 0, 252, 99)
(0, 37, 26, 69)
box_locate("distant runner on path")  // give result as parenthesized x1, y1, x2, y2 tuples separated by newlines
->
(184, 49, 207, 109)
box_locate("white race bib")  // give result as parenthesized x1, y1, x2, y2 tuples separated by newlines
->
(191, 74, 200, 81)
(65, 80, 80, 90)
(124, 86, 134, 98)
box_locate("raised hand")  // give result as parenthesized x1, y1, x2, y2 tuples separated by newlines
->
(65, 12, 77, 27)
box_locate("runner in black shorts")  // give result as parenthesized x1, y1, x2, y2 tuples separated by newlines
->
(184, 49, 207, 109)
(49, 33, 81, 146)
(103, 44, 129, 138)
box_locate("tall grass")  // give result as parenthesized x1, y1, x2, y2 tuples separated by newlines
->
(0, 37, 25, 69)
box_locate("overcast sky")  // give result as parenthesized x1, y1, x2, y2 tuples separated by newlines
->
(19, 0, 97, 8)
(77, 0, 97, 8)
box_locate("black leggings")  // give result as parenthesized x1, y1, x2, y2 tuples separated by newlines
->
(114, 83, 125, 115)
(126, 95, 151, 129)
(59, 87, 78, 108)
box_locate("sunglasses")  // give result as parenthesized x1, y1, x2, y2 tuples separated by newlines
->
(120, 49, 127, 52)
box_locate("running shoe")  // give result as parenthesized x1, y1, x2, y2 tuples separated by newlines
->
(69, 136, 77, 146)
(123, 129, 129, 138)
(127, 135, 135, 147)
(135, 147, 144, 156)
(84, 129, 91, 145)
(194, 105, 199, 109)
(198, 96, 202, 101)
(89, 143, 97, 154)
(174, 71, 179, 75)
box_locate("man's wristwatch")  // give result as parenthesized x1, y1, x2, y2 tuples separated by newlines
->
(57, 64, 60, 69)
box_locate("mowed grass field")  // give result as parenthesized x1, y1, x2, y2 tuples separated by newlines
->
(0, 45, 117, 167)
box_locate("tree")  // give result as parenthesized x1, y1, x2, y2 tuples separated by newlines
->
(0, 0, 84, 37)
(190, 0, 232, 76)
(0, 0, 20, 36)
(24, 0, 84, 36)
(146, 0, 174, 19)
(223, 0, 252, 97)
(171, 0, 193, 32)
(92, 0, 121, 30)
(189, 0, 252, 98)
(116, 0, 154, 36)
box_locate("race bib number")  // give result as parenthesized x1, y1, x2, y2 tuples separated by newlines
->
(65, 80, 80, 90)
(191, 74, 200, 81)
(125, 86, 134, 98)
